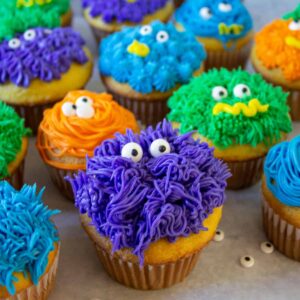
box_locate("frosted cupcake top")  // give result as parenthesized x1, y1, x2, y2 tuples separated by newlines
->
(0, 28, 89, 87)
(68, 120, 230, 264)
(0, 182, 59, 295)
(99, 21, 206, 94)
(168, 69, 292, 149)
(175, 0, 253, 44)
(82, 0, 169, 23)
(264, 135, 300, 207)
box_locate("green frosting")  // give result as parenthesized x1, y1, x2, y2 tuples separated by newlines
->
(0, 0, 70, 41)
(0, 101, 31, 178)
(167, 68, 292, 149)
(283, 4, 300, 21)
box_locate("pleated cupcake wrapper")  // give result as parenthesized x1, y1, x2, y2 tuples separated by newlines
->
(205, 42, 252, 71)
(4, 160, 25, 190)
(174, 0, 184, 7)
(262, 197, 300, 261)
(3, 244, 60, 300)
(287, 90, 300, 121)
(91, 27, 111, 43)
(226, 156, 265, 190)
(46, 165, 77, 200)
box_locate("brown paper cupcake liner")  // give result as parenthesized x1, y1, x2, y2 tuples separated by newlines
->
(3, 244, 60, 300)
(174, 0, 184, 7)
(91, 27, 112, 43)
(226, 156, 265, 190)
(287, 90, 300, 121)
(4, 160, 25, 190)
(262, 197, 300, 261)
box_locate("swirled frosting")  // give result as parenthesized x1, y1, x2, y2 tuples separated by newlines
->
(99, 21, 206, 94)
(67, 120, 230, 264)
(82, 0, 169, 23)
(264, 135, 300, 207)
(0, 101, 30, 178)
(168, 69, 292, 149)
(0, 182, 59, 295)
(0, 0, 70, 41)
(0, 27, 88, 88)
(175, 0, 253, 44)
(255, 5, 300, 81)
(37, 91, 139, 170)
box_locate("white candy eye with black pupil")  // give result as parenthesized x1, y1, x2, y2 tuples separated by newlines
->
(212, 86, 228, 101)
(62, 102, 76, 117)
(140, 25, 152, 35)
(76, 96, 93, 106)
(75, 96, 94, 119)
(121, 143, 143, 163)
(199, 7, 212, 20)
(8, 38, 21, 49)
(233, 84, 251, 98)
(218, 2, 232, 12)
(150, 139, 171, 158)
(156, 31, 169, 43)
(289, 20, 300, 31)
(23, 29, 36, 41)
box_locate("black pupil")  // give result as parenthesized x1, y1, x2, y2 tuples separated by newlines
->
(82, 98, 88, 103)
(216, 231, 220, 235)
(242, 87, 248, 93)
(131, 149, 138, 157)
(266, 243, 271, 247)
(245, 257, 250, 261)
(72, 104, 77, 110)
(219, 91, 225, 96)
(159, 145, 166, 153)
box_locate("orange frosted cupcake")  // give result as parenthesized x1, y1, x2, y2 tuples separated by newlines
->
(36, 90, 139, 199)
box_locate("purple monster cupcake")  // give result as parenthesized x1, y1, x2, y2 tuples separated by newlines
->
(0, 27, 93, 133)
(68, 120, 230, 289)
(82, 0, 174, 41)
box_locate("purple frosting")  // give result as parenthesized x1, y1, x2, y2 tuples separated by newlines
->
(68, 120, 230, 264)
(0, 28, 88, 87)
(82, 0, 170, 23)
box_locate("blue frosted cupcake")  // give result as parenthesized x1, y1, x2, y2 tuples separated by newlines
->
(99, 21, 206, 125)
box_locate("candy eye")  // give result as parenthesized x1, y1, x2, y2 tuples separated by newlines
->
(260, 242, 274, 254)
(289, 20, 300, 31)
(233, 84, 251, 98)
(240, 256, 255, 268)
(62, 102, 76, 117)
(212, 86, 228, 101)
(140, 25, 152, 35)
(149, 139, 171, 158)
(8, 38, 21, 49)
(218, 2, 232, 12)
(156, 31, 169, 43)
(121, 142, 143, 163)
(213, 229, 224, 242)
(199, 7, 212, 20)
(76, 96, 93, 107)
(75, 104, 95, 119)
(23, 29, 36, 41)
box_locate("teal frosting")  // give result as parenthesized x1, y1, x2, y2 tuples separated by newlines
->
(99, 21, 206, 94)
(265, 136, 300, 207)
(0, 182, 59, 295)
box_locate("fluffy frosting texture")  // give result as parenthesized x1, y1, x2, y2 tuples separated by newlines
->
(68, 120, 230, 264)
(255, 6, 300, 81)
(175, 0, 253, 44)
(82, 0, 169, 23)
(0, 0, 70, 41)
(99, 21, 206, 94)
(0, 182, 59, 295)
(0, 101, 30, 178)
(0, 27, 88, 88)
(168, 68, 292, 149)
(37, 91, 139, 170)
(264, 135, 300, 207)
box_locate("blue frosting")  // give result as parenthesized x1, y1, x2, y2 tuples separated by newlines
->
(264, 136, 300, 207)
(0, 182, 59, 296)
(175, 0, 253, 44)
(99, 21, 206, 94)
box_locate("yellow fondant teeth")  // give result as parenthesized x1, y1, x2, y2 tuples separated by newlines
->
(127, 40, 150, 57)
(213, 99, 269, 117)
(218, 23, 244, 35)
(285, 36, 300, 50)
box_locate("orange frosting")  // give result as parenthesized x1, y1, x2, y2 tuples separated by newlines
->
(255, 19, 300, 81)
(37, 90, 139, 170)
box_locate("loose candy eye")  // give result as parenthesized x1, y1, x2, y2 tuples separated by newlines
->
(23, 29, 36, 41)
(199, 7, 212, 20)
(213, 229, 224, 242)
(150, 139, 171, 158)
(289, 20, 300, 31)
(76, 96, 93, 107)
(140, 25, 152, 35)
(62, 102, 76, 117)
(233, 84, 251, 98)
(218, 2, 232, 12)
(212, 86, 228, 101)
(240, 255, 255, 268)
(8, 38, 21, 49)
(121, 143, 143, 163)
(260, 241, 274, 254)
(156, 31, 169, 43)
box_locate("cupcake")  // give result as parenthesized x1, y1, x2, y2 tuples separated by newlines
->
(68, 120, 230, 289)
(82, 0, 174, 41)
(174, 0, 253, 70)
(168, 68, 292, 189)
(262, 135, 300, 261)
(37, 90, 139, 200)
(99, 21, 206, 126)
(0, 101, 30, 189)
(0, 182, 60, 299)
(251, 5, 300, 121)
(0, 27, 93, 133)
